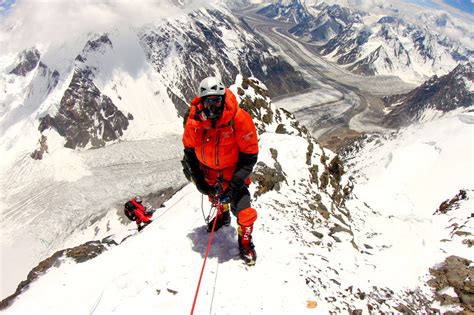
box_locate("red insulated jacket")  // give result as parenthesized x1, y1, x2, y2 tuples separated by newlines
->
(131, 198, 152, 223)
(182, 88, 258, 187)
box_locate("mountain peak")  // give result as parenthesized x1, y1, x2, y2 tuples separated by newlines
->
(9, 48, 41, 76)
(383, 62, 473, 127)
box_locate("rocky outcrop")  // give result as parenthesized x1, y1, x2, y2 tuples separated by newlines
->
(252, 161, 287, 197)
(9, 48, 41, 76)
(434, 190, 468, 215)
(38, 67, 130, 149)
(428, 255, 474, 313)
(30, 135, 49, 160)
(0, 238, 116, 310)
(233, 76, 352, 207)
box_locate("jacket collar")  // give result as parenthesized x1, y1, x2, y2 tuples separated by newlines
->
(190, 88, 238, 129)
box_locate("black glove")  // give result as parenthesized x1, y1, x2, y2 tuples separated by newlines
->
(194, 177, 211, 195)
(208, 183, 224, 198)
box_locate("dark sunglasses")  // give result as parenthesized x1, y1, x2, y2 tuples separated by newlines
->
(203, 96, 223, 107)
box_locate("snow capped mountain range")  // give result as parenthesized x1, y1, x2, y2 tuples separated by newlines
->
(258, 1, 473, 84)
(1, 5, 309, 154)
(139, 6, 309, 116)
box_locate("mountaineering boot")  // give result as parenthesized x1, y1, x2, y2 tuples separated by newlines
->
(238, 224, 256, 265)
(207, 207, 231, 232)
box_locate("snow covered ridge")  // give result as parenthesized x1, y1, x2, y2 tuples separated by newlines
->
(1, 75, 472, 313)
(229, 74, 352, 206)
(0, 237, 118, 310)
(258, 1, 473, 84)
(0, 75, 355, 313)
(383, 62, 474, 128)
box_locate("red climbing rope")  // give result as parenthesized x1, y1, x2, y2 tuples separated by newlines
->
(190, 204, 221, 315)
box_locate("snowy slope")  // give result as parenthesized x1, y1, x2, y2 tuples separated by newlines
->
(0, 135, 187, 300)
(0, 76, 351, 313)
(345, 112, 473, 223)
(1, 185, 321, 315)
(0, 3, 311, 299)
(2, 75, 472, 313)
(340, 111, 473, 312)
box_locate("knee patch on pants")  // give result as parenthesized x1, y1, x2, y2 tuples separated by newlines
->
(237, 207, 257, 226)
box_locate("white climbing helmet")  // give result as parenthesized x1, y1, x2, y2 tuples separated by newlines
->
(198, 76, 225, 97)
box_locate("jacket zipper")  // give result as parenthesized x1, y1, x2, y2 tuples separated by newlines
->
(215, 130, 220, 166)
(201, 130, 207, 163)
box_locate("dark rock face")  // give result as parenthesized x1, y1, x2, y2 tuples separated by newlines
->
(236, 76, 351, 207)
(39, 67, 130, 149)
(428, 255, 474, 313)
(252, 161, 287, 197)
(383, 63, 473, 127)
(434, 190, 468, 215)
(9, 48, 41, 76)
(140, 8, 309, 117)
(28, 33, 131, 152)
(84, 34, 113, 54)
(348, 46, 390, 75)
(0, 238, 116, 310)
(31, 135, 49, 160)
(378, 16, 398, 24)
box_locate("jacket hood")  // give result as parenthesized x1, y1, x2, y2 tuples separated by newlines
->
(189, 88, 238, 128)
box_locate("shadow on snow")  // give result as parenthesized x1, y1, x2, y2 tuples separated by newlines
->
(187, 225, 240, 264)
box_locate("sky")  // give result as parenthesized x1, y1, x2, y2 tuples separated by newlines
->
(404, 0, 474, 15)
(439, 0, 474, 14)
(0, 0, 15, 14)
(0, 0, 212, 53)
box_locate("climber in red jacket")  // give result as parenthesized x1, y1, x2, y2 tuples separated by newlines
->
(124, 196, 155, 231)
(182, 76, 259, 265)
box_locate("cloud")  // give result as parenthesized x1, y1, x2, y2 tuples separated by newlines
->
(0, 0, 211, 53)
